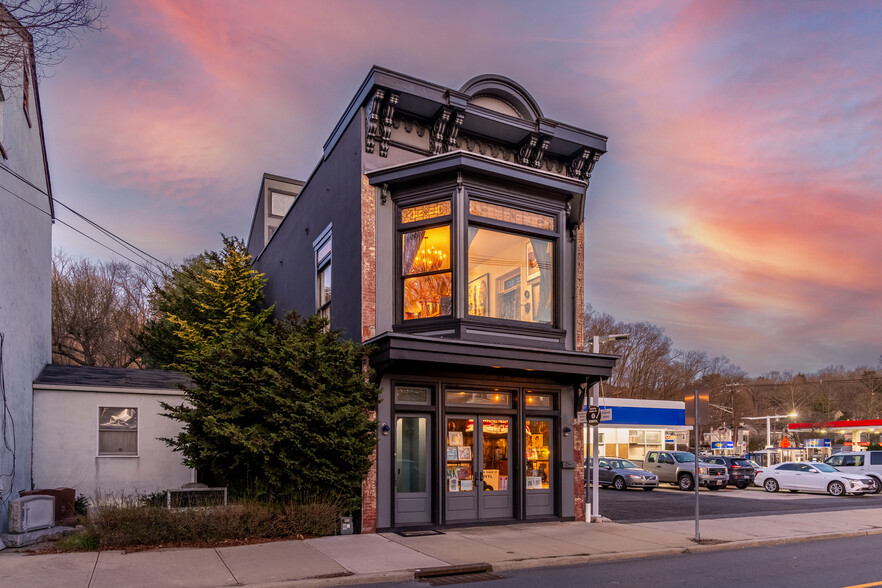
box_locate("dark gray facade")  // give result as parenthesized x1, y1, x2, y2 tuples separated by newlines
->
(249, 67, 615, 532)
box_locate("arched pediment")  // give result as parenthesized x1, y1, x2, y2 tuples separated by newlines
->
(459, 75, 543, 122)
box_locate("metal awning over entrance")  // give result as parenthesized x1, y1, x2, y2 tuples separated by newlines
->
(367, 332, 616, 385)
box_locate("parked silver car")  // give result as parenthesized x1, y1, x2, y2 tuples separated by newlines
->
(587, 457, 659, 491)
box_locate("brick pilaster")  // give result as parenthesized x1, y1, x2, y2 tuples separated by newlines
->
(361, 174, 376, 341)
(359, 175, 378, 533)
(576, 223, 585, 351)
(574, 417, 585, 521)
(361, 410, 378, 534)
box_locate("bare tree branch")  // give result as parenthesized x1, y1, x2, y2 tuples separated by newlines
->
(0, 0, 104, 85)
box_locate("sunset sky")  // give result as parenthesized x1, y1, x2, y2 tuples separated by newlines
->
(39, 1, 882, 376)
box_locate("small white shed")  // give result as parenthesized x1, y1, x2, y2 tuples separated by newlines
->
(32, 365, 195, 501)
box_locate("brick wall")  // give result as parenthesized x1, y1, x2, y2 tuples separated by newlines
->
(359, 174, 378, 533)
(361, 174, 377, 341)
(576, 223, 585, 352)
(574, 422, 585, 521)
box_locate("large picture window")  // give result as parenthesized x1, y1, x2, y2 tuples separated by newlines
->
(468, 201, 554, 324)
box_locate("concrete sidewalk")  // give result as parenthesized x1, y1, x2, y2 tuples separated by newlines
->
(2, 508, 881, 587)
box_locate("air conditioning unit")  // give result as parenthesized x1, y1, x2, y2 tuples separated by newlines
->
(8, 495, 55, 533)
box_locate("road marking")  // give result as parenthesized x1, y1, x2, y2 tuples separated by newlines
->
(841, 581, 882, 588)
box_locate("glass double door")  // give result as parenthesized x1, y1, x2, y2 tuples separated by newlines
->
(445, 416, 512, 522)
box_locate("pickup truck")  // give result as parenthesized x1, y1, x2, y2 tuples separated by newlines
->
(644, 450, 729, 491)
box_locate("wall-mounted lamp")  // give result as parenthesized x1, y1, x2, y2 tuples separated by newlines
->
(381, 423, 391, 436)
(563, 426, 572, 437)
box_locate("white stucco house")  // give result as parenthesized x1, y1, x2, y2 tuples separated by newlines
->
(32, 365, 195, 501)
(0, 7, 53, 532)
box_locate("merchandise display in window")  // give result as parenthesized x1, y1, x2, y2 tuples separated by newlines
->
(482, 418, 509, 492)
(446, 420, 474, 492)
(526, 420, 550, 490)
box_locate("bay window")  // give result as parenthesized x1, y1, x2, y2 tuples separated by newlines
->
(398, 193, 558, 327)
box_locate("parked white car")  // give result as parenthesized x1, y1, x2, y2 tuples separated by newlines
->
(825, 451, 882, 494)
(755, 461, 875, 496)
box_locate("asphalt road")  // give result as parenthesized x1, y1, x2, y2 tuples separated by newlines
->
(588, 482, 882, 522)
(461, 533, 882, 588)
(367, 534, 882, 587)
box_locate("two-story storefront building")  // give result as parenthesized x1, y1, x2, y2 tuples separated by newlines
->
(248, 67, 616, 532)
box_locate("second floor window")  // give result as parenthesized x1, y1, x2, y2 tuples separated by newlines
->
(401, 201, 452, 321)
(468, 200, 555, 324)
(315, 230, 332, 322)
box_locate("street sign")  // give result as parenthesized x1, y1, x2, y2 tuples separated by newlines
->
(587, 406, 601, 426)
(600, 408, 612, 422)
(684, 391, 710, 426)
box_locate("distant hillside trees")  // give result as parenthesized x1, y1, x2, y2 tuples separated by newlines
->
(582, 304, 882, 441)
(51, 252, 152, 367)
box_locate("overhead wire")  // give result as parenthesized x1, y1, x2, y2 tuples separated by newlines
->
(0, 169, 173, 279)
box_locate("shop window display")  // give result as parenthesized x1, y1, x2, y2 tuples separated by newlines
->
(446, 419, 474, 493)
(482, 419, 509, 492)
(526, 420, 550, 490)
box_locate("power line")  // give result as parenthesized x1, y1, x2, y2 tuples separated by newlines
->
(0, 174, 172, 277)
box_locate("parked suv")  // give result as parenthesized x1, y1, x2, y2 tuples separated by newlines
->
(644, 451, 729, 491)
(703, 456, 756, 489)
(825, 451, 882, 494)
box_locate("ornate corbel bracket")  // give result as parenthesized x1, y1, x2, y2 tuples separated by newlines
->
(430, 107, 452, 155)
(446, 110, 464, 151)
(378, 92, 399, 157)
(365, 88, 386, 154)
(530, 136, 550, 168)
(517, 134, 551, 168)
(365, 89, 398, 157)
(518, 134, 538, 166)
(569, 224, 579, 242)
(568, 148, 602, 183)
(380, 183, 390, 205)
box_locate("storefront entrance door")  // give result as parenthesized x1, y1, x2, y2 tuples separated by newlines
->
(445, 416, 513, 522)
(394, 415, 431, 525)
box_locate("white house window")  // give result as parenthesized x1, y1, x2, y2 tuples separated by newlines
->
(98, 407, 138, 456)
(315, 227, 332, 322)
(269, 190, 296, 218)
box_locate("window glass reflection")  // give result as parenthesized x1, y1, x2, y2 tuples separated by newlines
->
(467, 227, 552, 324)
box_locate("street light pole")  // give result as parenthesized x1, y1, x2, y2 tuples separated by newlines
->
(742, 413, 798, 466)
(588, 333, 629, 522)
